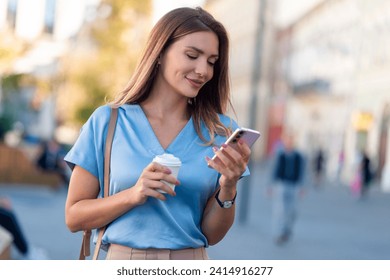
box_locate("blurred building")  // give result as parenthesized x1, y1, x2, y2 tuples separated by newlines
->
(205, 0, 277, 160)
(204, 0, 390, 190)
(273, 0, 390, 190)
(0, 0, 99, 143)
(54, 1, 152, 146)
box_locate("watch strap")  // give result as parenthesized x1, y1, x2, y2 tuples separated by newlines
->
(214, 189, 237, 208)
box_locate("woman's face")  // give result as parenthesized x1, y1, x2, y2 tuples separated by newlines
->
(157, 31, 219, 99)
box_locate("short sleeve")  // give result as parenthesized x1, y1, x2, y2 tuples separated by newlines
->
(64, 106, 111, 180)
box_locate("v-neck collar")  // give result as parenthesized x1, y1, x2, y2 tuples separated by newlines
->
(134, 104, 195, 155)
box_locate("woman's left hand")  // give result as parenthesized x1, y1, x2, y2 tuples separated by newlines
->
(206, 139, 251, 189)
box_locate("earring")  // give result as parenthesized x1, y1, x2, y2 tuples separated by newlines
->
(188, 97, 196, 105)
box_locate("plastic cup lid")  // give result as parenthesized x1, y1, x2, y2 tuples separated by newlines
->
(153, 153, 181, 166)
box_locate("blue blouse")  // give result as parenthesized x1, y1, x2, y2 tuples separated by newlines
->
(65, 104, 249, 249)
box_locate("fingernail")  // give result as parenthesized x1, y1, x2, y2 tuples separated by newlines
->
(165, 168, 172, 174)
(221, 143, 228, 148)
(212, 146, 219, 152)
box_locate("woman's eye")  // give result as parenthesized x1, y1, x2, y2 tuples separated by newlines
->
(208, 61, 216, 66)
(187, 54, 197, 59)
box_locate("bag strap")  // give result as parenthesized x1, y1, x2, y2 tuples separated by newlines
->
(79, 230, 91, 260)
(79, 106, 118, 260)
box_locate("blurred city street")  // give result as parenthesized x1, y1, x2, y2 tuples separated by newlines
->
(1, 0, 390, 263)
(1, 160, 389, 260)
(208, 161, 390, 260)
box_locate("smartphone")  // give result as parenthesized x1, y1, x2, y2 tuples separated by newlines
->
(211, 127, 261, 161)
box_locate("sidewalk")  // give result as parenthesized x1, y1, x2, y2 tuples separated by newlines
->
(1, 161, 389, 260)
(207, 161, 390, 260)
(0, 185, 81, 260)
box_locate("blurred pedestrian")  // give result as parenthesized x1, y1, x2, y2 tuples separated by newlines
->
(360, 150, 373, 198)
(36, 138, 70, 186)
(350, 149, 373, 199)
(350, 151, 362, 197)
(313, 148, 325, 188)
(268, 132, 305, 245)
(0, 197, 48, 259)
(64, 7, 252, 260)
(336, 149, 345, 183)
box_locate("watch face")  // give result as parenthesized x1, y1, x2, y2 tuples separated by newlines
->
(223, 201, 233, 208)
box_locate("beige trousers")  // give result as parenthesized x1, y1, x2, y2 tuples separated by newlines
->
(106, 243, 209, 260)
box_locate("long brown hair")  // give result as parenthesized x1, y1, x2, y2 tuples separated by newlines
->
(112, 7, 233, 144)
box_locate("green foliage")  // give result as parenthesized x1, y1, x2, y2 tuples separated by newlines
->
(0, 47, 14, 61)
(0, 114, 13, 140)
(75, 68, 109, 123)
(0, 38, 26, 71)
(2, 73, 25, 91)
(70, 0, 151, 125)
(0, 73, 32, 138)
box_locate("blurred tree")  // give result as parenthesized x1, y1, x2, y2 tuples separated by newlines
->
(0, 74, 35, 140)
(0, 31, 29, 139)
(60, 0, 151, 126)
(0, 36, 26, 73)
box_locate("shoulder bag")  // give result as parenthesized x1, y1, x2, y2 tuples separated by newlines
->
(79, 106, 118, 260)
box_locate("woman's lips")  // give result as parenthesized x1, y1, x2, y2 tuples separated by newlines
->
(186, 77, 204, 88)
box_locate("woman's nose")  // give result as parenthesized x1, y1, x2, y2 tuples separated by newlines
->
(195, 60, 209, 78)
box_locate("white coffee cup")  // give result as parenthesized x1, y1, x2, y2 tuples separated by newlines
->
(152, 153, 181, 193)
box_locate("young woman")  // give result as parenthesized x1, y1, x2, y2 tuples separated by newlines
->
(65, 7, 252, 260)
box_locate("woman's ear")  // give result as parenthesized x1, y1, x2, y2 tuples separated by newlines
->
(157, 53, 163, 65)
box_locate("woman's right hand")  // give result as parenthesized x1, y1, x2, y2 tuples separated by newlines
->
(66, 163, 179, 232)
(131, 162, 180, 205)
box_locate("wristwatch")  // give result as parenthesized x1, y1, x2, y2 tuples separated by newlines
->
(215, 189, 237, 209)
